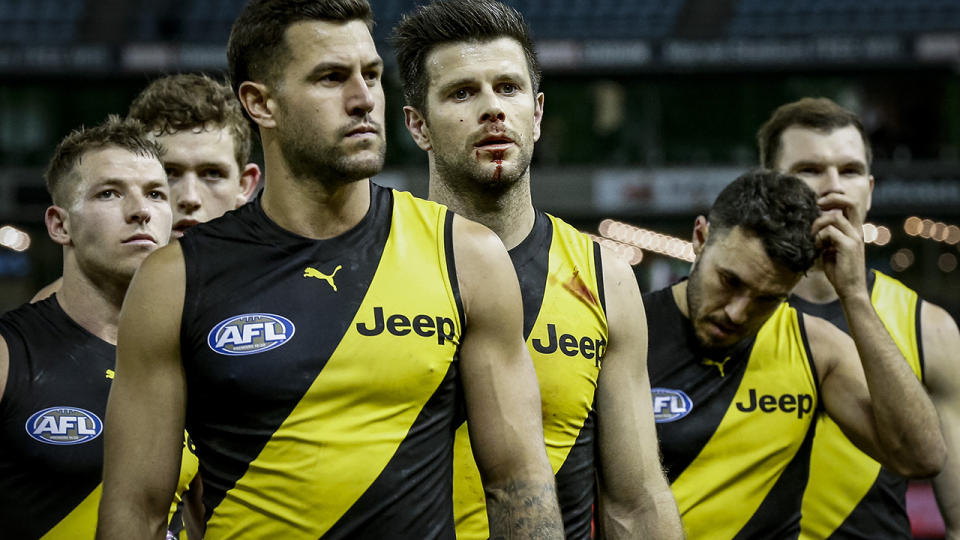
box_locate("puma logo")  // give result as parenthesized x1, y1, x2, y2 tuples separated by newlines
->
(304, 265, 342, 292)
(702, 356, 731, 377)
(105, 369, 115, 380)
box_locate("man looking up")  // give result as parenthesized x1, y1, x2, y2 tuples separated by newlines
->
(759, 97, 960, 539)
(393, 1, 682, 538)
(645, 169, 944, 539)
(97, 1, 562, 539)
(0, 116, 173, 538)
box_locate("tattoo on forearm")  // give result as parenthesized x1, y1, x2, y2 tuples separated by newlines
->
(487, 480, 564, 540)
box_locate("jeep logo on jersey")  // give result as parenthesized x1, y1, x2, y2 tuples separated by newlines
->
(651, 388, 693, 423)
(26, 407, 103, 445)
(530, 324, 606, 365)
(355, 306, 457, 345)
(207, 313, 295, 356)
(735, 389, 814, 419)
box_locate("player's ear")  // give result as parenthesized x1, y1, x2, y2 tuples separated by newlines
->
(403, 106, 432, 152)
(692, 215, 709, 256)
(532, 92, 544, 143)
(235, 163, 261, 208)
(45, 205, 71, 247)
(866, 174, 875, 212)
(238, 81, 276, 130)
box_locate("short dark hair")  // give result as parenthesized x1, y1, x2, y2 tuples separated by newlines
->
(708, 169, 821, 274)
(758, 97, 873, 170)
(391, 0, 542, 114)
(128, 73, 252, 171)
(44, 115, 162, 207)
(227, 0, 374, 98)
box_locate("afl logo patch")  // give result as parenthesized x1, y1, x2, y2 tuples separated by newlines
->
(652, 388, 693, 423)
(208, 313, 295, 356)
(26, 407, 103, 445)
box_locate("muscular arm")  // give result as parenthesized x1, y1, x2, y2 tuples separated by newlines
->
(595, 248, 683, 539)
(921, 301, 960, 538)
(810, 313, 944, 478)
(812, 202, 945, 477)
(96, 244, 188, 539)
(453, 216, 563, 540)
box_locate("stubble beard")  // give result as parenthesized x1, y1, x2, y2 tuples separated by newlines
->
(685, 262, 718, 351)
(433, 140, 533, 197)
(276, 114, 385, 187)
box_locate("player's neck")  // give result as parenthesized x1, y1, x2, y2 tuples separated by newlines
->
(671, 280, 691, 319)
(56, 255, 127, 345)
(791, 266, 839, 304)
(429, 173, 535, 251)
(260, 164, 371, 240)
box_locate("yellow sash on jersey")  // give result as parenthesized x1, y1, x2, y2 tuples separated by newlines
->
(204, 192, 463, 539)
(799, 272, 921, 539)
(674, 303, 818, 538)
(453, 214, 608, 539)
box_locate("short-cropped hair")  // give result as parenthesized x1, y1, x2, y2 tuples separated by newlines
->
(44, 115, 162, 207)
(391, 0, 541, 115)
(708, 169, 822, 274)
(758, 97, 872, 170)
(227, 0, 374, 101)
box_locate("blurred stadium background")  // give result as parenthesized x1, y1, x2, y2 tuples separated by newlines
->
(0, 0, 957, 537)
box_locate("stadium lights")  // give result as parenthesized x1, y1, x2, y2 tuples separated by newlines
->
(862, 223, 891, 246)
(890, 248, 915, 272)
(598, 219, 695, 263)
(583, 232, 644, 266)
(904, 216, 960, 245)
(0, 225, 30, 252)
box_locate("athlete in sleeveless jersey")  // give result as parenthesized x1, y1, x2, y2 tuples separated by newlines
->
(796, 271, 921, 539)
(0, 297, 198, 540)
(759, 97, 960, 538)
(646, 286, 820, 538)
(177, 183, 464, 538)
(394, 2, 680, 536)
(643, 170, 944, 540)
(452, 211, 607, 539)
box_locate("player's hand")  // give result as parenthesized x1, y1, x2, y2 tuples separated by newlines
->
(812, 192, 867, 300)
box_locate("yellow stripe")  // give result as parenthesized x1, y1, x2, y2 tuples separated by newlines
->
(207, 193, 460, 538)
(674, 304, 817, 538)
(454, 215, 606, 539)
(40, 484, 100, 540)
(799, 272, 920, 539)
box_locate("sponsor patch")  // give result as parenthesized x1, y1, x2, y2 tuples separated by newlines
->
(207, 313, 295, 356)
(652, 388, 693, 423)
(26, 406, 103, 445)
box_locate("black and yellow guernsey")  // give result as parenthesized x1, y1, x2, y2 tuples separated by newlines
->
(795, 270, 922, 540)
(645, 286, 820, 539)
(178, 183, 464, 539)
(452, 211, 608, 540)
(0, 297, 198, 539)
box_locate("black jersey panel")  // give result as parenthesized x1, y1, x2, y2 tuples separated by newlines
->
(554, 402, 597, 540)
(180, 186, 394, 515)
(644, 287, 755, 483)
(0, 298, 113, 538)
(509, 210, 553, 340)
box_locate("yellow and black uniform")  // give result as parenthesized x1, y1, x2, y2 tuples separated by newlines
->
(179, 183, 464, 539)
(452, 211, 608, 540)
(646, 286, 820, 539)
(795, 270, 922, 540)
(0, 297, 198, 539)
